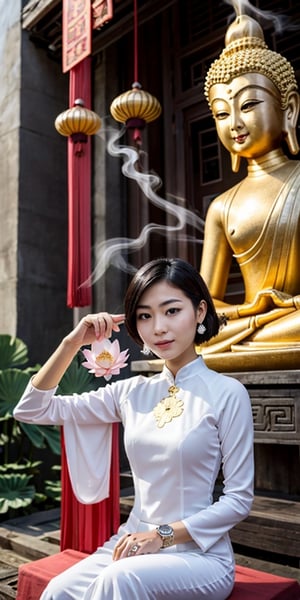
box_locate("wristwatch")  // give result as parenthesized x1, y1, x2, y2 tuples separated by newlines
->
(156, 524, 174, 548)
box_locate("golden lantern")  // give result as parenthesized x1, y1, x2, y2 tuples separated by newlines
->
(55, 98, 101, 151)
(110, 82, 162, 145)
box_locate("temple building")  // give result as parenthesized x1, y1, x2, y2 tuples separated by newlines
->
(1, 1, 300, 564)
(1, 0, 298, 363)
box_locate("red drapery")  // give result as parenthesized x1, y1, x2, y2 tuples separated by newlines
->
(67, 57, 93, 308)
(60, 424, 120, 553)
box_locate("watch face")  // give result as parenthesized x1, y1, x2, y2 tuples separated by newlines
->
(158, 524, 173, 536)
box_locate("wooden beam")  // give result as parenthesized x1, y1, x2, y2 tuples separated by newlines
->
(22, 0, 61, 30)
(92, 0, 177, 53)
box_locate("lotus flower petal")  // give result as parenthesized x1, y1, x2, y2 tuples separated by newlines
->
(82, 338, 129, 380)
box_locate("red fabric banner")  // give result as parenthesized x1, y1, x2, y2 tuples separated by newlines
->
(67, 57, 92, 308)
(60, 424, 120, 553)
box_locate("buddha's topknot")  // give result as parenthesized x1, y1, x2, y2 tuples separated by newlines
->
(204, 14, 298, 110)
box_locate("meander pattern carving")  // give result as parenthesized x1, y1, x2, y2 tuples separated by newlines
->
(251, 397, 297, 438)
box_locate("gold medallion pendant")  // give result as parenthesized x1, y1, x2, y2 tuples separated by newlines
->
(153, 385, 184, 428)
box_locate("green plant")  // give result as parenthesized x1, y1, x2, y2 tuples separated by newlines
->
(0, 335, 60, 518)
(45, 465, 62, 503)
(0, 336, 101, 519)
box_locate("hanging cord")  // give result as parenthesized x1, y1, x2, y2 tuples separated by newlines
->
(131, 0, 143, 146)
(133, 0, 139, 83)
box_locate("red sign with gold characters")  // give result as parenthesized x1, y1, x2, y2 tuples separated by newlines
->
(92, 0, 113, 29)
(62, 0, 92, 73)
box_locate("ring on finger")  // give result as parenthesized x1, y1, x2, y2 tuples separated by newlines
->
(127, 543, 140, 556)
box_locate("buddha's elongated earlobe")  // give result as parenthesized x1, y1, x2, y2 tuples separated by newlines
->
(283, 91, 300, 155)
(286, 129, 300, 155)
(231, 153, 241, 173)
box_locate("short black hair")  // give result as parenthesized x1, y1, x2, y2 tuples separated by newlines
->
(124, 257, 220, 346)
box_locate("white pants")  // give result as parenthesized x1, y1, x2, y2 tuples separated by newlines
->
(40, 533, 235, 600)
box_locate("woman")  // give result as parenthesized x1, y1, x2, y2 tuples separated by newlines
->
(14, 258, 254, 600)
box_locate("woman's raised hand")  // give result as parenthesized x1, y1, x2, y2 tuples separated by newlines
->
(31, 312, 125, 391)
(66, 313, 125, 349)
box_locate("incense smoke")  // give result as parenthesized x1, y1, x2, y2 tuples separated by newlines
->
(224, 0, 298, 33)
(89, 125, 205, 284)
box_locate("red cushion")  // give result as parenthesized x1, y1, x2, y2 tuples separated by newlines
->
(16, 549, 88, 600)
(229, 565, 300, 599)
(16, 552, 300, 600)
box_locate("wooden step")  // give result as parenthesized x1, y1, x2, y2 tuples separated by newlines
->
(0, 549, 31, 600)
(231, 495, 300, 562)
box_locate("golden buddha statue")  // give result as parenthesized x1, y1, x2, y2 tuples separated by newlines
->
(198, 11, 300, 371)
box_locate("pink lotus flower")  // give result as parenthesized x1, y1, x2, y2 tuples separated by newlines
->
(81, 338, 129, 381)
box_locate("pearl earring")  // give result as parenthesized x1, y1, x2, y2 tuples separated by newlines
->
(141, 344, 152, 356)
(197, 322, 206, 335)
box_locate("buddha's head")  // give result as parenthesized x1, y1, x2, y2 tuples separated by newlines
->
(204, 13, 299, 170)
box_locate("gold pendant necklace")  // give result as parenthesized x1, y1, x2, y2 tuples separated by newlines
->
(153, 385, 184, 428)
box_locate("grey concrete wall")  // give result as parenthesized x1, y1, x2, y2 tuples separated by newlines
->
(0, 2, 74, 364)
(17, 29, 72, 364)
(0, 1, 21, 337)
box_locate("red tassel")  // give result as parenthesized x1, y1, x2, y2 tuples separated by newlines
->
(67, 58, 92, 308)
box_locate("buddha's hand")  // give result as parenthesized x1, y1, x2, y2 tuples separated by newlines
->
(266, 291, 300, 309)
(216, 289, 298, 320)
(251, 289, 299, 309)
(215, 292, 271, 319)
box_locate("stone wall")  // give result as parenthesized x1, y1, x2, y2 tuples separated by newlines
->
(0, 1, 21, 337)
(17, 21, 71, 364)
(0, 1, 73, 364)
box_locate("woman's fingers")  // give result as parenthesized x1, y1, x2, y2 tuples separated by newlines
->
(111, 314, 125, 333)
(113, 531, 162, 561)
(112, 533, 131, 561)
(82, 312, 125, 340)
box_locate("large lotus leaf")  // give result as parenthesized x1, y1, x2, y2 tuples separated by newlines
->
(57, 355, 100, 394)
(0, 432, 9, 446)
(0, 461, 41, 473)
(0, 369, 31, 419)
(0, 369, 32, 419)
(0, 335, 29, 370)
(19, 422, 61, 455)
(44, 479, 61, 502)
(0, 473, 35, 513)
